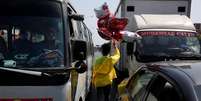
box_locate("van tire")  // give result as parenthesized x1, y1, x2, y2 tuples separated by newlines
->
(79, 97, 83, 101)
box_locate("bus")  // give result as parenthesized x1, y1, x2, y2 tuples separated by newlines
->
(0, 0, 94, 101)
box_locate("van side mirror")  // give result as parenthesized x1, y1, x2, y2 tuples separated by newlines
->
(71, 40, 87, 61)
(127, 42, 134, 56)
(122, 31, 142, 42)
(66, 61, 87, 73)
(74, 61, 87, 73)
(69, 14, 84, 21)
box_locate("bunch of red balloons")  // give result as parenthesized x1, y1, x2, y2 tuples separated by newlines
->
(95, 3, 128, 41)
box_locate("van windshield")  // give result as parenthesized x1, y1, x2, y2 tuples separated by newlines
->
(0, 1, 64, 68)
(136, 31, 201, 62)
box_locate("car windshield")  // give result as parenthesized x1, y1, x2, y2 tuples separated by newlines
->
(0, 1, 64, 68)
(136, 31, 201, 62)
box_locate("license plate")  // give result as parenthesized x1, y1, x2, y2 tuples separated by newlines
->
(0, 98, 53, 101)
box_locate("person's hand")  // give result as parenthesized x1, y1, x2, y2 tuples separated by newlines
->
(112, 39, 119, 48)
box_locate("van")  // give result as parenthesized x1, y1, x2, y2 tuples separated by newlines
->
(0, 0, 94, 101)
(118, 14, 198, 75)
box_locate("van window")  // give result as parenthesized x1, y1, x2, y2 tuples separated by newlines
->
(136, 31, 201, 62)
(0, 1, 64, 68)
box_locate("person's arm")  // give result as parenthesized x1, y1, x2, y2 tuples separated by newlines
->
(110, 47, 120, 64)
(110, 39, 120, 64)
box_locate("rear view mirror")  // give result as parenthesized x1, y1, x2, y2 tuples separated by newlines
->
(66, 60, 87, 73)
(127, 42, 134, 56)
(71, 40, 87, 61)
(69, 14, 84, 21)
(121, 31, 142, 42)
(75, 61, 87, 73)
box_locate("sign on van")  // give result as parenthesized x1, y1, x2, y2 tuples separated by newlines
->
(138, 31, 196, 37)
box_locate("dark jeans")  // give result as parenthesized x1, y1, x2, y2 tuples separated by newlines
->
(110, 79, 120, 101)
(96, 84, 111, 101)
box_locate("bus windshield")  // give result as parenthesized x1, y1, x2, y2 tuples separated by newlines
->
(136, 31, 201, 62)
(0, 1, 64, 68)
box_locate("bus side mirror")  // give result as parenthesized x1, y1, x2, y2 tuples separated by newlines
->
(75, 61, 87, 73)
(69, 14, 84, 21)
(71, 40, 87, 61)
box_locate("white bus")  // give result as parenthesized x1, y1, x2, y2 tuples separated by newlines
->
(0, 0, 94, 101)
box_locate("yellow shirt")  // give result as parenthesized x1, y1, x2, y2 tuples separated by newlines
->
(92, 47, 120, 87)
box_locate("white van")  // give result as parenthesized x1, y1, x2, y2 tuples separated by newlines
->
(118, 14, 198, 75)
(115, 0, 192, 17)
(0, 0, 94, 101)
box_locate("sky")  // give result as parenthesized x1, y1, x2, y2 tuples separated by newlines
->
(70, 0, 201, 46)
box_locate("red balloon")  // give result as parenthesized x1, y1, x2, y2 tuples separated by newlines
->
(97, 16, 128, 40)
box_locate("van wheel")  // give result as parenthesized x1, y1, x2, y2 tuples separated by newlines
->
(79, 97, 83, 101)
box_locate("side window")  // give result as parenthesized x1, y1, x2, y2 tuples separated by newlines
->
(145, 76, 183, 101)
(85, 27, 94, 55)
(71, 19, 80, 39)
(76, 22, 85, 40)
(67, 7, 77, 38)
(68, 11, 83, 40)
(127, 69, 155, 101)
(69, 17, 74, 37)
(0, 29, 8, 58)
(83, 25, 90, 41)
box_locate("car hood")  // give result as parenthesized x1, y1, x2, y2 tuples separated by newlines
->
(149, 60, 201, 85)
(148, 60, 201, 67)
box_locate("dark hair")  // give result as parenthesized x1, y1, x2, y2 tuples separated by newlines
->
(101, 42, 111, 56)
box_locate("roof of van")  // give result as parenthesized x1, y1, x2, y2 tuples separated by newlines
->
(126, 14, 196, 32)
(132, 0, 192, 1)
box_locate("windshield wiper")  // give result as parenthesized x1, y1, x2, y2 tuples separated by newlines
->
(0, 66, 78, 77)
(0, 67, 50, 76)
(137, 53, 171, 62)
